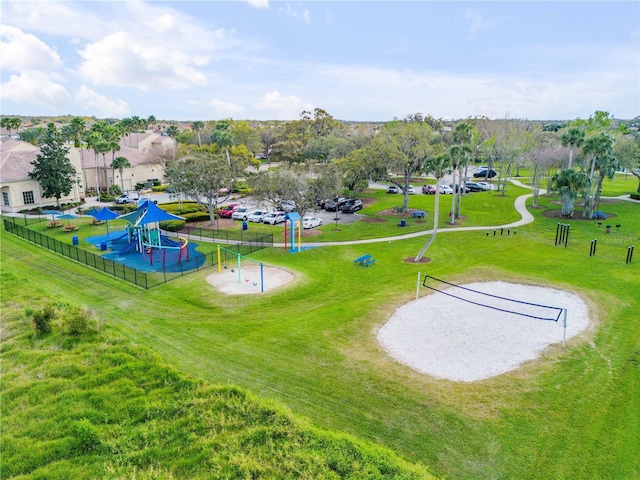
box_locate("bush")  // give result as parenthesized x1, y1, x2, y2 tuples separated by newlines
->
(29, 303, 56, 336)
(151, 184, 169, 192)
(160, 220, 186, 232)
(61, 306, 96, 336)
(183, 212, 212, 222)
(630, 192, 640, 201)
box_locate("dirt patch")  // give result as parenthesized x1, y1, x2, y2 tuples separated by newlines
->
(206, 264, 295, 295)
(403, 257, 432, 264)
(542, 209, 617, 221)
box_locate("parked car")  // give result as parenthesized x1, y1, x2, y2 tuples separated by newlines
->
(218, 203, 240, 218)
(439, 185, 453, 194)
(450, 183, 470, 193)
(473, 168, 498, 178)
(325, 197, 347, 211)
(407, 185, 416, 194)
(422, 184, 436, 195)
(262, 211, 287, 225)
(303, 216, 323, 229)
(477, 182, 495, 191)
(341, 199, 363, 213)
(114, 192, 140, 204)
(247, 210, 269, 223)
(464, 181, 485, 192)
(386, 185, 399, 194)
(231, 206, 255, 221)
(279, 201, 296, 212)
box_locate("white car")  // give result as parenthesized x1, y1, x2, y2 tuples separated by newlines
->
(231, 206, 255, 221)
(477, 182, 495, 191)
(407, 185, 416, 194)
(247, 210, 269, 223)
(262, 211, 287, 225)
(439, 185, 453, 194)
(303, 217, 323, 229)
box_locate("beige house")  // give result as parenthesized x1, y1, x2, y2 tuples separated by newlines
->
(0, 132, 176, 213)
(0, 139, 85, 213)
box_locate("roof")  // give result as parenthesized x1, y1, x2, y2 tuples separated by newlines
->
(0, 140, 41, 181)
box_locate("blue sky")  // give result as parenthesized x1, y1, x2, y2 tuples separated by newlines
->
(1, 1, 638, 122)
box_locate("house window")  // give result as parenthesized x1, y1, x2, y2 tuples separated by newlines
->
(22, 191, 35, 205)
(2, 192, 9, 206)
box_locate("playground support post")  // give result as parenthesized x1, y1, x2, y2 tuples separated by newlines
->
(217, 245, 222, 272)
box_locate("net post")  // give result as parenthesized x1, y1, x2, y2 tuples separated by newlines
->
(237, 252, 241, 283)
(416, 271, 421, 300)
(260, 262, 264, 293)
(562, 309, 567, 349)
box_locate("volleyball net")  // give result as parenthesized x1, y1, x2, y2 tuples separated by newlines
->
(421, 275, 564, 322)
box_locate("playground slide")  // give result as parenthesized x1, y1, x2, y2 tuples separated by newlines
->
(117, 240, 138, 254)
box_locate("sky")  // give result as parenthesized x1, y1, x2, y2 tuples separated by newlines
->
(1, 1, 638, 122)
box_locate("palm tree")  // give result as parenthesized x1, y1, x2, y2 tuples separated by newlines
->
(166, 125, 179, 138)
(415, 153, 451, 261)
(70, 117, 88, 190)
(147, 115, 156, 131)
(131, 115, 142, 146)
(560, 126, 585, 169)
(19, 127, 44, 145)
(582, 133, 615, 218)
(1, 117, 22, 137)
(551, 169, 588, 217)
(111, 156, 131, 192)
(192, 121, 204, 147)
(448, 144, 471, 224)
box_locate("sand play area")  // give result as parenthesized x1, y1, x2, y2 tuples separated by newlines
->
(206, 263, 294, 294)
(378, 281, 591, 382)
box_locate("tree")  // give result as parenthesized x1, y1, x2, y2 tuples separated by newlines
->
(1, 117, 21, 137)
(19, 127, 44, 145)
(449, 144, 472, 221)
(560, 126, 585, 169)
(111, 156, 131, 192)
(230, 120, 262, 153)
(249, 163, 342, 218)
(166, 124, 179, 138)
(258, 126, 280, 163)
(70, 117, 88, 189)
(551, 169, 588, 217)
(415, 153, 452, 261)
(164, 152, 236, 225)
(527, 130, 564, 208)
(192, 121, 204, 147)
(29, 123, 76, 208)
(613, 133, 640, 193)
(582, 132, 616, 218)
(366, 120, 435, 212)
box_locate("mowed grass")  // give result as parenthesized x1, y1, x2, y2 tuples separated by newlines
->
(2, 190, 639, 479)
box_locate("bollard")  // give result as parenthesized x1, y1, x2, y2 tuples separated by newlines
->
(627, 245, 634, 264)
(589, 239, 597, 257)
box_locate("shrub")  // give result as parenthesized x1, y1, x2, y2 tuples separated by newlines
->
(183, 212, 212, 222)
(29, 303, 56, 336)
(151, 184, 169, 192)
(61, 306, 96, 336)
(631, 192, 640, 201)
(160, 220, 186, 232)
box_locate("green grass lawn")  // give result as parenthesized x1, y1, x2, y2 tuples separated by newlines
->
(2, 190, 639, 479)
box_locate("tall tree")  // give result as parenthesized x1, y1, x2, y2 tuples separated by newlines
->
(29, 123, 76, 208)
(111, 156, 131, 192)
(613, 133, 640, 193)
(69, 117, 88, 189)
(560, 126, 585, 169)
(415, 153, 451, 261)
(258, 126, 280, 163)
(1, 117, 22, 137)
(582, 132, 616, 218)
(192, 121, 204, 147)
(19, 127, 44, 146)
(449, 144, 472, 220)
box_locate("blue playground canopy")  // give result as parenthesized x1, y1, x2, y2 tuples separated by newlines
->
(118, 200, 184, 225)
(86, 206, 119, 221)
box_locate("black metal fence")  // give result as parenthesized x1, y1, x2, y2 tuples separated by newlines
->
(3, 218, 273, 289)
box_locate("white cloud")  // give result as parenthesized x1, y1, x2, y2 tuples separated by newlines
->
(77, 32, 208, 90)
(279, 3, 311, 23)
(0, 25, 63, 72)
(206, 99, 247, 117)
(254, 91, 313, 120)
(75, 86, 129, 117)
(246, 0, 269, 9)
(1, 72, 70, 108)
(465, 8, 492, 35)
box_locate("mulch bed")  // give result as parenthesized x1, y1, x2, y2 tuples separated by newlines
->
(541, 209, 617, 221)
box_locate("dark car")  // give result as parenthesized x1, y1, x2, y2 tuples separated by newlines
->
(325, 197, 347, 211)
(464, 182, 484, 192)
(473, 168, 498, 178)
(341, 199, 363, 213)
(450, 183, 470, 193)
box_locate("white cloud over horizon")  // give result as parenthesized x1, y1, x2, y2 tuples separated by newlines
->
(0, 1, 637, 121)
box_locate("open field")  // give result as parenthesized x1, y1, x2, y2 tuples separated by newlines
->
(2, 189, 639, 479)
